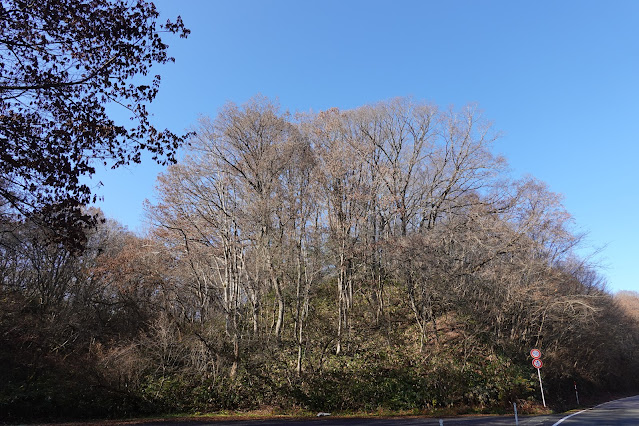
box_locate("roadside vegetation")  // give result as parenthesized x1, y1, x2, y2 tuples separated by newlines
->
(3, 96, 639, 422)
(2, 1, 638, 422)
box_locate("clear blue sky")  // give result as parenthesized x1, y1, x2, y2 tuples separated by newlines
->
(91, 0, 639, 293)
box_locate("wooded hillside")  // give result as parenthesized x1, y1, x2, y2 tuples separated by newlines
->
(2, 97, 638, 421)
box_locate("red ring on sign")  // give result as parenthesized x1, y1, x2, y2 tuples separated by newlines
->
(532, 358, 543, 369)
(530, 349, 541, 359)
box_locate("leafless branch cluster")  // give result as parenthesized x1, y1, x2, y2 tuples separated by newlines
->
(2, 96, 638, 419)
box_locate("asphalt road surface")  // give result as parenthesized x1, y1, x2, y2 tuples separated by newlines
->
(546, 394, 639, 425)
(115, 395, 639, 426)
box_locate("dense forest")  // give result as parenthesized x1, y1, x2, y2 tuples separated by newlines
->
(2, 96, 639, 421)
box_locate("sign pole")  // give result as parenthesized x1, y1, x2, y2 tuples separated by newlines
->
(537, 367, 546, 407)
(530, 349, 546, 408)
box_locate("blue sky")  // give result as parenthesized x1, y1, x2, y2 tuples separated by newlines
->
(91, 0, 638, 293)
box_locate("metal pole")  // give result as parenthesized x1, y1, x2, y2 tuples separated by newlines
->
(537, 367, 546, 407)
(514, 402, 519, 426)
(574, 381, 579, 406)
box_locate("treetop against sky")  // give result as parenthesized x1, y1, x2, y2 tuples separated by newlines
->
(87, 0, 638, 293)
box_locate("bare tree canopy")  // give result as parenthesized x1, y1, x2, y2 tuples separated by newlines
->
(3, 95, 638, 421)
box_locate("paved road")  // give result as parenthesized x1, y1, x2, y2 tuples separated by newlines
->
(547, 394, 639, 425)
(113, 395, 639, 426)
(123, 417, 551, 426)
(119, 415, 566, 426)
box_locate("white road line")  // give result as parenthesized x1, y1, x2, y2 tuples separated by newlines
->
(551, 408, 589, 426)
(551, 394, 639, 425)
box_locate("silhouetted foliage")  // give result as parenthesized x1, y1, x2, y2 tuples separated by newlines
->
(0, 0, 190, 250)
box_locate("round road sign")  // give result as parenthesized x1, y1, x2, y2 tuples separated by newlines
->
(532, 358, 543, 369)
(530, 349, 541, 359)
